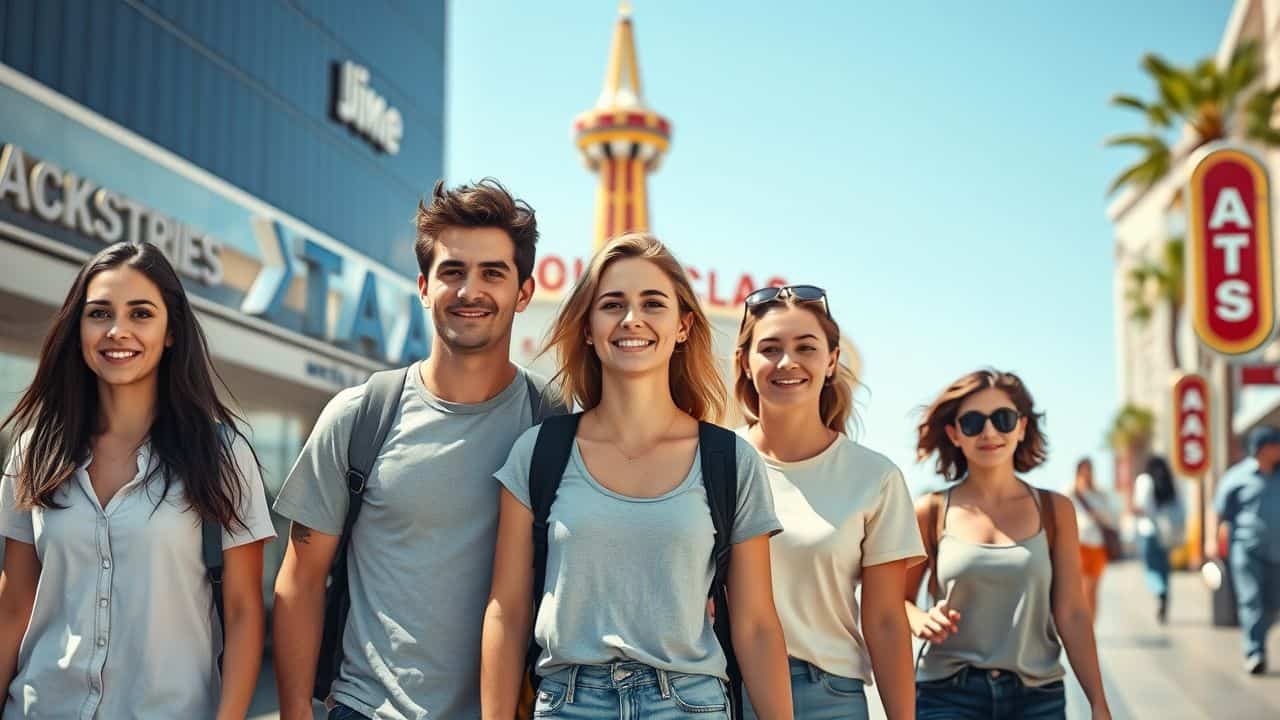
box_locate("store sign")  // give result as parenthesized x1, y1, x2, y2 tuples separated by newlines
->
(534, 253, 787, 308)
(1172, 373, 1211, 478)
(0, 143, 224, 285)
(1241, 364, 1280, 386)
(334, 61, 403, 155)
(1187, 145, 1276, 356)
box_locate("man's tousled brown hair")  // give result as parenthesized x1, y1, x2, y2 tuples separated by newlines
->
(415, 178, 538, 282)
(915, 368, 1048, 481)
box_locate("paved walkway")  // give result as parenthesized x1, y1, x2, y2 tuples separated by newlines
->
(253, 561, 1280, 719)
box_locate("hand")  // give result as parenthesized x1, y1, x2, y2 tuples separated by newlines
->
(910, 599, 961, 645)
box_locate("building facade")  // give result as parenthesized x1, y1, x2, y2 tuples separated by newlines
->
(0, 0, 445, 592)
(1108, 0, 1280, 562)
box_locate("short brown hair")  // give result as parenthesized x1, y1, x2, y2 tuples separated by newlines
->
(916, 368, 1048, 481)
(414, 178, 538, 282)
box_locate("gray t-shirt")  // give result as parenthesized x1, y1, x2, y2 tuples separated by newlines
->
(494, 426, 781, 680)
(273, 363, 552, 720)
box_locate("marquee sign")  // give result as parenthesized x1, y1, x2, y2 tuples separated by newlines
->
(1172, 373, 1211, 478)
(1187, 145, 1276, 356)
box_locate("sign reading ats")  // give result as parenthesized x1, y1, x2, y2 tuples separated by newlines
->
(1187, 146, 1276, 356)
(1172, 373, 1210, 478)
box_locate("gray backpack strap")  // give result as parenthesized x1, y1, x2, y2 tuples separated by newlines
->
(525, 371, 566, 423)
(313, 366, 409, 701)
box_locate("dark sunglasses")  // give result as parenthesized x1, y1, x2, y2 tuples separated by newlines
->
(956, 408, 1020, 437)
(742, 285, 831, 319)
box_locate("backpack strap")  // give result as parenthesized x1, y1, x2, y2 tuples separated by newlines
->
(924, 491, 945, 601)
(313, 366, 409, 701)
(698, 422, 742, 720)
(1036, 487, 1057, 611)
(524, 413, 583, 684)
(201, 519, 224, 668)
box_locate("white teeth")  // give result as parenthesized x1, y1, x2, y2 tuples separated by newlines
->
(104, 351, 137, 359)
(614, 339, 652, 348)
(773, 378, 806, 385)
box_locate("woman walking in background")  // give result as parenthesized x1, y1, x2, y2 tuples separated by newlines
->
(0, 242, 275, 719)
(734, 284, 923, 719)
(906, 369, 1110, 720)
(1071, 458, 1118, 622)
(1132, 456, 1184, 624)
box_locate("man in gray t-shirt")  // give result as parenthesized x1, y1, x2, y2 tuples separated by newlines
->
(271, 180, 558, 720)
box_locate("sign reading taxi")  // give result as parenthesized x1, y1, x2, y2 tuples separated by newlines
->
(1187, 145, 1276, 356)
(1171, 373, 1211, 478)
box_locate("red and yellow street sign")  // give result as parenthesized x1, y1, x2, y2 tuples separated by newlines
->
(1172, 373, 1211, 478)
(1187, 146, 1276, 356)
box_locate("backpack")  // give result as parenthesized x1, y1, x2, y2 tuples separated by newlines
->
(519, 413, 744, 720)
(201, 520, 224, 670)
(313, 366, 556, 701)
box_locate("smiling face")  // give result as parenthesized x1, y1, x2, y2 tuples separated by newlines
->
(79, 266, 171, 390)
(586, 257, 691, 378)
(419, 225, 533, 355)
(944, 387, 1028, 473)
(742, 304, 837, 416)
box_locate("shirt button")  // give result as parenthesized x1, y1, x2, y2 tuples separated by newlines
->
(97, 637, 106, 647)
(99, 598, 108, 608)
(990, 669, 1001, 678)
(101, 560, 110, 569)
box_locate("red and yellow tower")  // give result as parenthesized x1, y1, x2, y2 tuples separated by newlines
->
(574, 3, 671, 250)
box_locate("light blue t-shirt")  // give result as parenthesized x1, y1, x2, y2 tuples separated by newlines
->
(495, 426, 781, 680)
(1215, 458, 1280, 562)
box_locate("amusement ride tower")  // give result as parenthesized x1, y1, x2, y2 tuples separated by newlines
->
(573, 3, 671, 250)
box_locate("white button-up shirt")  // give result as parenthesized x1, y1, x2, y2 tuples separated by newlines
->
(0, 433, 275, 719)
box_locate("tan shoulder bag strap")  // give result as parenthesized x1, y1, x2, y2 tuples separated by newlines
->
(926, 491, 945, 600)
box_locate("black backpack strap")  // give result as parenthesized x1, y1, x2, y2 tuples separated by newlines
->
(699, 422, 742, 720)
(202, 518, 224, 669)
(524, 413, 582, 685)
(313, 366, 409, 701)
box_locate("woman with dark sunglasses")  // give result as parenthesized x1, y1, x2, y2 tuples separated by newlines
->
(906, 369, 1110, 720)
(734, 285, 924, 720)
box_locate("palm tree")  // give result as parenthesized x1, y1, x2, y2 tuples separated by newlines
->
(1124, 236, 1186, 369)
(1107, 41, 1280, 195)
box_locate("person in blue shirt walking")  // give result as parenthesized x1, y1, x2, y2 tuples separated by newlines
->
(1215, 424, 1280, 675)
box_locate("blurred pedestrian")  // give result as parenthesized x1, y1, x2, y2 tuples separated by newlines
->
(734, 284, 924, 720)
(1214, 425, 1280, 675)
(1132, 456, 1184, 625)
(0, 241, 274, 718)
(907, 369, 1111, 720)
(1071, 458, 1119, 622)
(482, 234, 792, 720)
(271, 180, 562, 720)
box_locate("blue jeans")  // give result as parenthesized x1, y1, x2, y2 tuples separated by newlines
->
(916, 667, 1065, 720)
(1230, 545, 1280, 659)
(1140, 532, 1171, 599)
(328, 704, 368, 720)
(743, 657, 867, 720)
(535, 662, 730, 719)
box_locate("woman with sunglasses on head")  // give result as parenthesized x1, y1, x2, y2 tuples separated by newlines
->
(906, 370, 1110, 720)
(0, 242, 275, 719)
(481, 233, 792, 720)
(733, 285, 923, 720)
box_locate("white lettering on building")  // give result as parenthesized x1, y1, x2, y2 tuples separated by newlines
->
(335, 61, 403, 155)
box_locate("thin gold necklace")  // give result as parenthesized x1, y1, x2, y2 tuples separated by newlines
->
(610, 409, 681, 463)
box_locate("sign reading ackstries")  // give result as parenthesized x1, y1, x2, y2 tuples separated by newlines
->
(1172, 373, 1211, 478)
(1187, 145, 1277, 356)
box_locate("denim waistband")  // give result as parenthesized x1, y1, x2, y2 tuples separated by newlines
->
(543, 662, 714, 702)
(787, 656, 864, 688)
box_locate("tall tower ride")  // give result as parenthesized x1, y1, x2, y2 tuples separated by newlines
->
(573, 3, 671, 250)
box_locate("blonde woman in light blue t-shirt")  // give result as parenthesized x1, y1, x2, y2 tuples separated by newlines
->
(481, 233, 793, 720)
(734, 285, 924, 720)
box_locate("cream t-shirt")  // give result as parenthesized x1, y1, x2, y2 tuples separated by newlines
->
(741, 430, 925, 682)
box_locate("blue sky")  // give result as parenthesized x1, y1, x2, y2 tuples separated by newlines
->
(446, 1, 1232, 493)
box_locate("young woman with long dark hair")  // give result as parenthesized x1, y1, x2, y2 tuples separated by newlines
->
(481, 233, 792, 719)
(1132, 455, 1184, 624)
(0, 242, 275, 719)
(906, 369, 1110, 720)
(733, 286, 922, 720)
